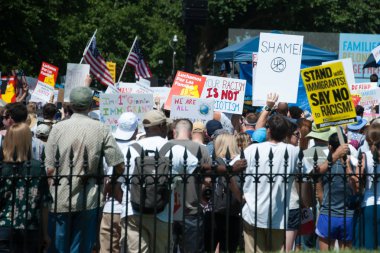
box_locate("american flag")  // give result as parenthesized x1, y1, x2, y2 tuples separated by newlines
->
(84, 37, 114, 86)
(127, 40, 152, 78)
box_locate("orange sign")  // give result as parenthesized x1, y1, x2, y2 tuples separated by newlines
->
(38, 62, 59, 87)
(0, 76, 17, 103)
(164, 71, 206, 110)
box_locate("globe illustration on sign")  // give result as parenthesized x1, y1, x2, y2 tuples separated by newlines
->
(199, 104, 210, 115)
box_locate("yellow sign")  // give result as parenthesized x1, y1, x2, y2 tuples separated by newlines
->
(301, 62, 357, 129)
(106, 62, 116, 82)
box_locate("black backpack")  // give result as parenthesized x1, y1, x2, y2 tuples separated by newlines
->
(130, 142, 173, 214)
(213, 157, 242, 216)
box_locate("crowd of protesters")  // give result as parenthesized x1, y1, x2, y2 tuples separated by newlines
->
(0, 73, 379, 253)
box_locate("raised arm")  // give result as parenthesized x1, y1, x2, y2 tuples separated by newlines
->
(255, 93, 279, 129)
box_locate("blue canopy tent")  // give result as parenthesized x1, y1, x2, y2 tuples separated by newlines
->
(214, 34, 338, 111)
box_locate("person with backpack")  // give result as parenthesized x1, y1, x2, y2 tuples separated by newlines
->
(205, 133, 243, 253)
(120, 110, 199, 253)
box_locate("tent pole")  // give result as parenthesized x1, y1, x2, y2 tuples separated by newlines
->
(232, 52, 235, 78)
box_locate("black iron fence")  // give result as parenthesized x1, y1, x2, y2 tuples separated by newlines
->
(0, 146, 379, 252)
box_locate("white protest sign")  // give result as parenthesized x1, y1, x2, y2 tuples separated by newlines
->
(251, 53, 266, 106)
(322, 58, 355, 87)
(137, 78, 151, 87)
(64, 63, 90, 101)
(151, 87, 171, 108)
(118, 82, 153, 94)
(352, 88, 380, 109)
(201, 75, 246, 114)
(350, 82, 377, 92)
(170, 95, 214, 124)
(372, 45, 380, 64)
(105, 84, 120, 94)
(30, 81, 54, 103)
(253, 33, 303, 103)
(99, 93, 153, 132)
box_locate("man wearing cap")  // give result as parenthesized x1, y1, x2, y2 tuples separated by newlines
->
(121, 110, 199, 253)
(192, 121, 206, 145)
(45, 86, 125, 253)
(205, 119, 223, 156)
(100, 112, 139, 253)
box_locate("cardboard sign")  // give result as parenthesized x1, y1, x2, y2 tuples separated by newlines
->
(351, 88, 380, 109)
(106, 62, 116, 82)
(64, 63, 90, 101)
(201, 75, 246, 114)
(322, 58, 355, 88)
(38, 62, 59, 87)
(170, 95, 214, 124)
(253, 33, 303, 103)
(164, 71, 206, 110)
(151, 87, 171, 108)
(30, 81, 55, 103)
(301, 62, 357, 128)
(99, 93, 153, 131)
(118, 82, 153, 94)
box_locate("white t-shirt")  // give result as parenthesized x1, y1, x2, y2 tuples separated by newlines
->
(362, 150, 380, 207)
(239, 141, 311, 229)
(120, 136, 198, 222)
(103, 140, 135, 214)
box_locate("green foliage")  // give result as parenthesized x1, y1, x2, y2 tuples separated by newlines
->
(0, 0, 379, 79)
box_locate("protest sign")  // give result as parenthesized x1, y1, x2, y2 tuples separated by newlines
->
(64, 63, 90, 101)
(170, 95, 214, 124)
(38, 62, 59, 87)
(164, 71, 206, 110)
(301, 62, 357, 128)
(373, 45, 380, 64)
(322, 58, 355, 87)
(118, 82, 153, 94)
(350, 82, 378, 106)
(106, 62, 116, 82)
(99, 93, 153, 131)
(253, 33, 303, 103)
(201, 75, 246, 114)
(0, 76, 16, 103)
(339, 33, 380, 82)
(30, 81, 55, 103)
(351, 88, 380, 109)
(137, 77, 151, 87)
(105, 83, 119, 94)
(151, 87, 171, 108)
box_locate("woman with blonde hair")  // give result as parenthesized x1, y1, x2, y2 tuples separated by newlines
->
(205, 133, 243, 253)
(0, 123, 52, 252)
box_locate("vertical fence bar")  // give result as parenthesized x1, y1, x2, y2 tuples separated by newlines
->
(254, 148, 260, 253)
(268, 148, 274, 251)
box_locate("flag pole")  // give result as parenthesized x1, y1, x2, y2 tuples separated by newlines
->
(79, 29, 98, 64)
(118, 36, 138, 83)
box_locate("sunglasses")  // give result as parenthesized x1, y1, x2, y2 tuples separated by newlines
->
(2, 115, 9, 120)
(293, 132, 301, 139)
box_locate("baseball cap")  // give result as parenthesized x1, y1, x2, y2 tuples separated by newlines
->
(192, 121, 205, 133)
(252, 127, 267, 143)
(69, 87, 93, 110)
(206, 120, 223, 137)
(113, 112, 138, 140)
(35, 124, 52, 138)
(142, 110, 167, 127)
